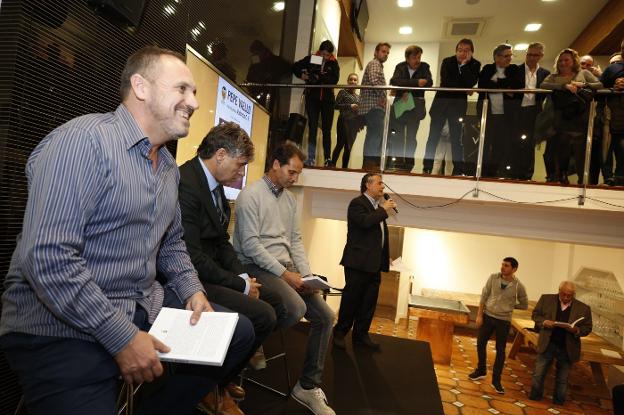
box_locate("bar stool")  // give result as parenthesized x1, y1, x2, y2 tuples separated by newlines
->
(116, 382, 142, 415)
(240, 329, 291, 397)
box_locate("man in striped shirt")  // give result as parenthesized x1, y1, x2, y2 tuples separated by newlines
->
(359, 42, 391, 170)
(0, 46, 254, 415)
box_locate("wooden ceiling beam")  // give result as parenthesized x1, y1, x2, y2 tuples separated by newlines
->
(570, 0, 624, 56)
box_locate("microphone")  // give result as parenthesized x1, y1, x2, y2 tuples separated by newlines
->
(383, 193, 398, 213)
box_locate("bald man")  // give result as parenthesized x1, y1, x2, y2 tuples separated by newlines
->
(529, 281, 593, 405)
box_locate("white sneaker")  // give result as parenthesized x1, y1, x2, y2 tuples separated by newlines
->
(291, 382, 336, 415)
(248, 346, 267, 370)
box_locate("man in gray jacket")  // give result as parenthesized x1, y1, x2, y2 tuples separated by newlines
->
(469, 257, 528, 394)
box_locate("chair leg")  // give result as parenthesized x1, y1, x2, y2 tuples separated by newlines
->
(240, 329, 291, 397)
(14, 396, 25, 415)
(117, 382, 141, 415)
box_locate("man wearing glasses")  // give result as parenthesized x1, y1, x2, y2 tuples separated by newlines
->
(514, 43, 550, 180)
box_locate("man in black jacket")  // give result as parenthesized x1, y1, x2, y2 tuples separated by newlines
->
(387, 45, 433, 172)
(178, 122, 278, 414)
(477, 44, 523, 178)
(293, 40, 340, 166)
(423, 38, 481, 175)
(514, 43, 550, 180)
(333, 173, 396, 350)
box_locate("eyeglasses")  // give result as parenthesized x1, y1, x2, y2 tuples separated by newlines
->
(526, 53, 542, 57)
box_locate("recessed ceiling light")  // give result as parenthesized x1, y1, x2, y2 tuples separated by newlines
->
(398, 0, 413, 7)
(524, 23, 542, 32)
(514, 43, 529, 51)
(399, 26, 413, 35)
(271, 1, 285, 12)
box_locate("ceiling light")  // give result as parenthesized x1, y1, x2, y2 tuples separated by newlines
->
(514, 43, 529, 51)
(272, 1, 285, 12)
(524, 23, 542, 32)
(397, 0, 413, 7)
(399, 26, 413, 35)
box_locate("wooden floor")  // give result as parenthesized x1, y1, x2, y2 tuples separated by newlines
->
(371, 317, 615, 415)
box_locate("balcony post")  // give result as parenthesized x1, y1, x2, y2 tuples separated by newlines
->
(473, 96, 489, 197)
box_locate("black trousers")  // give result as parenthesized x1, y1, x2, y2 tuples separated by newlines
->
(331, 114, 359, 168)
(203, 283, 277, 377)
(306, 97, 335, 163)
(513, 105, 539, 180)
(476, 314, 511, 382)
(423, 108, 465, 175)
(482, 114, 513, 178)
(386, 107, 421, 171)
(0, 290, 254, 415)
(334, 266, 381, 340)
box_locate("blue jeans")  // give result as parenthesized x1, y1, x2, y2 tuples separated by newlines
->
(530, 341, 572, 405)
(363, 108, 385, 168)
(244, 263, 335, 389)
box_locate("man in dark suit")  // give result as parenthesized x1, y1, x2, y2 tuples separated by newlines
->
(529, 281, 592, 405)
(477, 44, 524, 178)
(178, 122, 278, 415)
(423, 38, 481, 176)
(333, 173, 396, 350)
(513, 42, 550, 180)
(387, 45, 433, 172)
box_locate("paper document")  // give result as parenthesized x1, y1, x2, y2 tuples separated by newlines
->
(600, 348, 622, 359)
(390, 256, 412, 273)
(148, 308, 239, 366)
(552, 316, 584, 329)
(302, 275, 332, 291)
(393, 93, 415, 119)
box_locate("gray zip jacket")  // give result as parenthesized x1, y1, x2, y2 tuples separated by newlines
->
(480, 273, 529, 321)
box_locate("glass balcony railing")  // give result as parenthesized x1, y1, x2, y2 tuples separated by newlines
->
(242, 82, 624, 190)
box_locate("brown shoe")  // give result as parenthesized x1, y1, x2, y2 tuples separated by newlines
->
(220, 390, 245, 415)
(225, 382, 245, 400)
(198, 391, 220, 415)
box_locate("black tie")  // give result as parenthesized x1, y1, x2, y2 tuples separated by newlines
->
(212, 186, 227, 227)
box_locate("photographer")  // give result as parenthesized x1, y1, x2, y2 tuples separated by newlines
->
(293, 40, 340, 166)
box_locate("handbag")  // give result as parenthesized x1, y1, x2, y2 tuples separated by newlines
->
(286, 92, 307, 144)
(534, 96, 556, 143)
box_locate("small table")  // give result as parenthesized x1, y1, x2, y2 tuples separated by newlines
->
(408, 294, 471, 364)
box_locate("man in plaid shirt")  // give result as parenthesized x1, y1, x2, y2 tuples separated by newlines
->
(360, 42, 391, 170)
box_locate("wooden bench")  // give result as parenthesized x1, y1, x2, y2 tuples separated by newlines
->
(508, 309, 624, 388)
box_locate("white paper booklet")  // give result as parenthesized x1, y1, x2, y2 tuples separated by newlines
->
(148, 308, 238, 366)
(553, 316, 585, 329)
(302, 275, 332, 291)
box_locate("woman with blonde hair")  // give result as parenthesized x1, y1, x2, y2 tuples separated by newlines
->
(541, 48, 602, 184)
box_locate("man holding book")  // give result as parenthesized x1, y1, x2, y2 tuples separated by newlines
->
(529, 281, 593, 405)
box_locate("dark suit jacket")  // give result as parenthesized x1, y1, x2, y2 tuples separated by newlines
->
(477, 63, 524, 116)
(340, 194, 390, 273)
(532, 294, 592, 362)
(518, 63, 550, 109)
(292, 54, 340, 102)
(430, 55, 481, 116)
(178, 157, 246, 292)
(390, 61, 433, 99)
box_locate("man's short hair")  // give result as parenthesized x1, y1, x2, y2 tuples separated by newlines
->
(503, 257, 519, 269)
(405, 45, 423, 59)
(527, 42, 544, 53)
(120, 46, 185, 100)
(271, 141, 306, 167)
(360, 173, 381, 193)
(492, 44, 512, 60)
(456, 38, 474, 53)
(375, 42, 392, 52)
(197, 122, 254, 161)
(319, 40, 335, 54)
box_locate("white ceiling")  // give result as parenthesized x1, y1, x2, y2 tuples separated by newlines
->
(364, 0, 609, 66)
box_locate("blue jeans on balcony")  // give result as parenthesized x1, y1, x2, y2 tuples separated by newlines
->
(362, 108, 385, 169)
(529, 341, 572, 405)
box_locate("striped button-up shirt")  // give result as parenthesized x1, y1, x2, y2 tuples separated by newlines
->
(359, 58, 386, 115)
(0, 104, 204, 355)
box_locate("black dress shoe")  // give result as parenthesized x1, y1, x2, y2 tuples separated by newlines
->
(353, 335, 380, 350)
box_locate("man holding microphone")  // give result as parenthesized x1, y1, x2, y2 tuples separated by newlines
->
(333, 173, 396, 350)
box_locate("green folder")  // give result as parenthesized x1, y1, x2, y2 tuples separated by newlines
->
(393, 93, 415, 119)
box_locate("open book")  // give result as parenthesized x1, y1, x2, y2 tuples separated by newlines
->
(302, 275, 332, 291)
(148, 308, 239, 366)
(553, 316, 585, 329)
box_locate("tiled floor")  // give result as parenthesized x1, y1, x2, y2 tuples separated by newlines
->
(370, 317, 615, 415)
